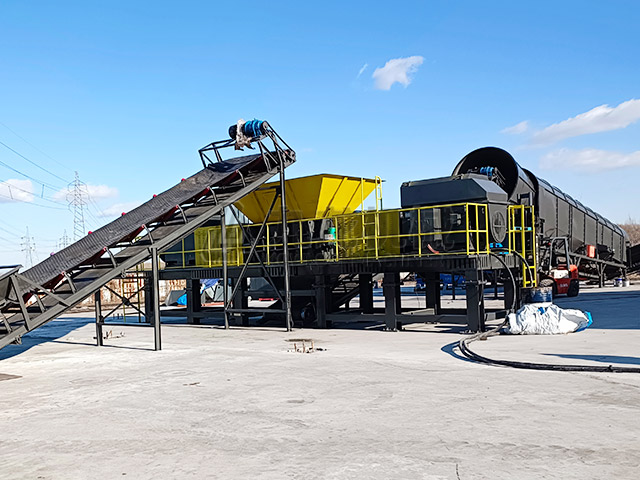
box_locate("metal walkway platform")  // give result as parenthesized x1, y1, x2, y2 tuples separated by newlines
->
(0, 146, 295, 350)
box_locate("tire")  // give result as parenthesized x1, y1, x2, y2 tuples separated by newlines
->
(539, 278, 558, 298)
(567, 279, 580, 297)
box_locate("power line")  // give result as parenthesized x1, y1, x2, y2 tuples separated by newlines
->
(0, 155, 62, 191)
(86, 193, 107, 219)
(0, 191, 67, 210)
(0, 225, 21, 239)
(0, 222, 23, 236)
(0, 125, 113, 229)
(0, 177, 69, 207)
(0, 139, 70, 184)
(0, 120, 74, 174)
(0, 237, 19, 247)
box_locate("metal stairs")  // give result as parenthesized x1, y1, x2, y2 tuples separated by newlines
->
(330, 273, 382, 310)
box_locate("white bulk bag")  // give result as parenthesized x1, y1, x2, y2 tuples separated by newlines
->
(506, 303, 592, 335)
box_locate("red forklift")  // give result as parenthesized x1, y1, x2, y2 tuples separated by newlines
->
(539, 237, 580, 297)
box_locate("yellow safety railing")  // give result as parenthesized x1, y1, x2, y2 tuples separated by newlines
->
(508, 205, 537, 287)
(161, 202, 492, 269)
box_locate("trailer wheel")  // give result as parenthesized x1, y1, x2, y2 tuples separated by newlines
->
(567, 279, 580, 297)
(539, 278, 557, 298)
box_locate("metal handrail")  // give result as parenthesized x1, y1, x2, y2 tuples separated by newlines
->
(162, 202, 495, 268)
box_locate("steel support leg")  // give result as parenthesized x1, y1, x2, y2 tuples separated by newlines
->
(465, 269, 485, 332)
(232, 277, 249, 326)
(279, 163, 293, 331)
(186, 279, 201, 325)
(451, 274, 456, 300)
(503, 269, 518, 311)
(314, 275, 329, 329)
(94, 290, 103, 346)
(425, 271, 441, 314)
(598, 265, 605, 288)
(221, 209, 229, 329)
(383, 272, 401, 331)
(144, 272, 154, 323)
(151, 247, 162, 351)
(358, 273, 374, 314)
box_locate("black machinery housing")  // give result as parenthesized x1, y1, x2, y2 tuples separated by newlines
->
(401, 147, 629, 279)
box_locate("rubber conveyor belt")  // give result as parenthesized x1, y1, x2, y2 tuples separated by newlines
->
(0, 150, 294, 349)
(23, 153, 264, 287)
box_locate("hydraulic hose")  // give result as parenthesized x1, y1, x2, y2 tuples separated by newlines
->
(488, 252, 517, 313)
(457, 253, 640, 373)
(459, 329, 640, 372)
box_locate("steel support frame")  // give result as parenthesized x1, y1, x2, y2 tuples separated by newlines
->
(160, 253, 525, 334)
(101, 283, 147, 322)
(94, 291, 103, 346)
(223, 157, 293, 331)
(151, 247, 162, 351)
(198, 122, 294, 175)
(185, 278, 201, 325)
(314, 274, 330, 329)
(382, 272, 402, 331)
(424, 270, 441, 315)
(0, 170, 280, 351)
(358, 273, 374, 315)
(465, 269, 485, 332)
(94, 262, 158, 348)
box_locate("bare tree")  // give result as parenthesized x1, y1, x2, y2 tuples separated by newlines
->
(620, 217, 640, 246)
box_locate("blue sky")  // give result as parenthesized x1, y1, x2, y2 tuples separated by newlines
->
(1, 0, 639, 267)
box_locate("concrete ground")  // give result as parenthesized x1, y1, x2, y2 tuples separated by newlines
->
(1, 285, 639, 479)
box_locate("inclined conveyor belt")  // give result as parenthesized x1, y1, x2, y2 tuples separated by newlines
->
(23, 154, 262, 287)
(0, 149, 294, 349)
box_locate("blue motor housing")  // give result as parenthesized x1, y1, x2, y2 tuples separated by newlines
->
(228, 119, 267, 139)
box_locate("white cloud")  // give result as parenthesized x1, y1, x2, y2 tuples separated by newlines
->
(357, 63, 368, 78)
(0, 179, 34, 203)
(540, 148, 640, 172)
(532, 99, 640, 146)
(52, 183, 118, 202)
(98, 202, 140, 218)
(501, 120, 529, 135)
(372, 56, 424, 90)
(85, 184, 118, 200)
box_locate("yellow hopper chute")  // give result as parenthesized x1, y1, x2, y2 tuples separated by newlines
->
(234, 174, 380, 223)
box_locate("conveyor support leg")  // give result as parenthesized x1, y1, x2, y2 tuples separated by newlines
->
(359, 273, 374, 314)
(94, 290, 103, 346)
(186, 279, 201, 325)
(151, 247, 162, 351)
(425, 271, 441, 315)
(383, 273, 401, 331)
(232, 277, 249, 326)
(314, 275, 330, 328)
(503, 269, 518, 311)
(465, 269, 485, 332)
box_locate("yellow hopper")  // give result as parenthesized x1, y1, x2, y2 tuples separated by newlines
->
(234, 174, 380, 223)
